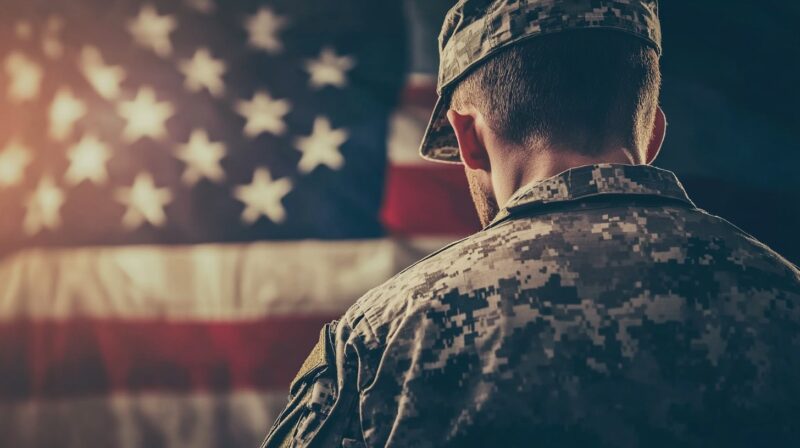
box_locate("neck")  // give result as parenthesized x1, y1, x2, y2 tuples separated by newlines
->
(493, 147, 639, 207)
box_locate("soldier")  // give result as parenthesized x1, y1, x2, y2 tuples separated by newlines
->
(262, 1, 800, 447)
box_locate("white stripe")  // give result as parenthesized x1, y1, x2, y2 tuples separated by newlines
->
(406, 72, 436, 86)
(0, 390, 285, 448)
(0, 238, 455, 321)
(387, 76, 440, 166)
(388, 105, 436, 165)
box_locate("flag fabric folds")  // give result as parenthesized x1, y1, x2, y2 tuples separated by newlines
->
(0, 1, 477, 446)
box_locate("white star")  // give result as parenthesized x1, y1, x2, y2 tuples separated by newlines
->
(244, 8, 287, 54)
(178, 48, 227, 97)
(0, 140, 33, 187)
(305, 47, 356, 89)
(4, 52, 43, 102)
(235, 90, 291, 138)
(234, 168, 292, 224)
(42, 16, 64, 59)
(117, 87, 175, 142)
(128, 5, 177, 57)
(65, 134, 112, 186)
(114, 173, 173, 229)
(49, 88, 87, 141)
(23, 176, 66, 236)
(175, 129, 227, 185)
(295, 117, 348, 174)
(15, 21, 33, 40)
(79, 46, 126, 100)
(185, 0, 215, 14)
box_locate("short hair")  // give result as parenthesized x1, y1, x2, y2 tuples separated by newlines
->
(450, 30, 661, 156)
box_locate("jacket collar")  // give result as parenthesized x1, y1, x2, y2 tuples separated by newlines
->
(488, 164, 695, 227)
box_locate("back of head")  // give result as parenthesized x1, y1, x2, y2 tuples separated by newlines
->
(451, 30, 661, 157)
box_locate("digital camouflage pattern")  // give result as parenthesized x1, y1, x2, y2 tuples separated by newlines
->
(263, 164, 800, 447)
(419, 0, 662, 163)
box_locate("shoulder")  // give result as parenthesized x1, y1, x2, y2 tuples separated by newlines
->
(674, 206, 800, 281)
(349, 219, 561, 344)
(349, 203, 800, 346)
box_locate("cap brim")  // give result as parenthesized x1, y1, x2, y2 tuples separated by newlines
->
(418, 94, 462, 164)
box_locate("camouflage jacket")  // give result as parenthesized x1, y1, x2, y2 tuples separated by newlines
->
(263, 164, 800, 448)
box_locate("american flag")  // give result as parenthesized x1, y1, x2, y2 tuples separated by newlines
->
(0, 1, 477, 446)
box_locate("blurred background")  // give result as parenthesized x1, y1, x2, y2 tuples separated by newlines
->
(0, 1, 797, 447)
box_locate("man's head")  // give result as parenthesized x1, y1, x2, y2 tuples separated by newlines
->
(451, 31, 663, 225)
(419, 0, 664, 226)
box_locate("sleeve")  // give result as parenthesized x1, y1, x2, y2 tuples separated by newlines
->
(260, 320, 365, 448)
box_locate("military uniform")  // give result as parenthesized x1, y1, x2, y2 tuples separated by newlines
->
(263, 164, 800, 447)
(262, 1, 800, 447)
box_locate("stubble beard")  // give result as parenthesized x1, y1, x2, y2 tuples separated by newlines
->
(465, 169, 501, 228)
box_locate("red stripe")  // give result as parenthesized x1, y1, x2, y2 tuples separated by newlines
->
(0, 316, 334, 401)
(400, 82, 438, 109)
(382, 164, 480, 236)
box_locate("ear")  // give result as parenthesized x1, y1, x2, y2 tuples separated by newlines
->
(645, 106, 667, 165)
(446, 108, 491, 171)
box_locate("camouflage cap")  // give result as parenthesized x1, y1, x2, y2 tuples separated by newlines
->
(419, 0, 662, 163)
